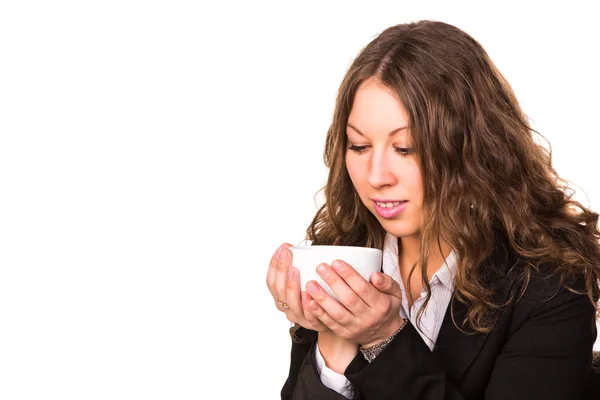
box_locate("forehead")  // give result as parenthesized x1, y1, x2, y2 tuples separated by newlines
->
(347, 79, 409, 136)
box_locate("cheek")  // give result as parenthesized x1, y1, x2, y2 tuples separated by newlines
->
(345, 160, 367, 197)
(406, 165, 424, 198)
(346, 167, 360, 192)
(345, 157, 358, 183)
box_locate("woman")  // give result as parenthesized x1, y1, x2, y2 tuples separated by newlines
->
(266, 20, 600, 399)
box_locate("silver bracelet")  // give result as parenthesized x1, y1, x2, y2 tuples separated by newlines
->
(359, 319, 408, 363)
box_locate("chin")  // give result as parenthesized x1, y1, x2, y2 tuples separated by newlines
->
(395, 231, 421, 240)
(380, 222, 420, 239)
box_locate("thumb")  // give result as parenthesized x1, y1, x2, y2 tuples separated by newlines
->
(372, 272, 402, 298)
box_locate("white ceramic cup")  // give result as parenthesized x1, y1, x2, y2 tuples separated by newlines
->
(289, 245, 383, 301)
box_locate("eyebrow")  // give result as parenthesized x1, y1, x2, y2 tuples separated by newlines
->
(346, 123, 408, 137)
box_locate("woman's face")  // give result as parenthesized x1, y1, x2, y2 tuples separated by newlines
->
(345, 78, 424, 239)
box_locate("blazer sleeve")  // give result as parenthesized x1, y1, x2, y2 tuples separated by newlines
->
(481, 274, 596, 399)
(281, 326, 353, 400)
(341, 274, 596, 400)
(283, 274, 596, 399)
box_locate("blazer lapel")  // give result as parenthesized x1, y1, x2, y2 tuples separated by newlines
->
(433, 232, 517, 382)
(433, 297, 491, 382)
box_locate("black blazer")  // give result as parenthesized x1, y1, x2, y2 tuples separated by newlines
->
(281, 237, 598, 400)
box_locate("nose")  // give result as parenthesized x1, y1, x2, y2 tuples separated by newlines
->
(367, 149, 397, 189)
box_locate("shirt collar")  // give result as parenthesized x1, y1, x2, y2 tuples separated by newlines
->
(381, 232, 457, 289)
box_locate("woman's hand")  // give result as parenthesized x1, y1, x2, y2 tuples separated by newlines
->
(304, 260, 405, 347)
(266, 243, 328, 332)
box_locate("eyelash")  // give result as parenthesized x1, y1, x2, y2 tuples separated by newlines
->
(347, 145, 414, 156)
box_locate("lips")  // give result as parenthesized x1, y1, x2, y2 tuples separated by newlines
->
(373, 200, 408, 218)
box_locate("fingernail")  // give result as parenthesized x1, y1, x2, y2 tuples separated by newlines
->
(332, 260, 344, 272)
(307, 281, 320, 295)
(317, 264, 330, 278)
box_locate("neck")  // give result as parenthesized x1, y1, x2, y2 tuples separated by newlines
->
(398, 235, 452, 281)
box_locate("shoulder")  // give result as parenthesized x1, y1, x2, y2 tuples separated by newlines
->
(498, 248, 596, 343)
(484, 232, 591, 304)
(480, 233, 596, 327)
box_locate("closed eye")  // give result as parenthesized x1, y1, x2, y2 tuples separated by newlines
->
(347, 145, 414, 157)
(395, 147, 414, 156)
(348, 145, 368, 153)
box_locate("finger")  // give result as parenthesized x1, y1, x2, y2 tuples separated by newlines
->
(301, 291, 328, 331)
(330, 260, 378, 308)
(371, 272, 402, 299)
(266, 245, 284, 298)
(267, 243, 289, 299)
(284, 266, 304, 321)
(274, 245, 293, 303)
(305, 292, 348, 337)
(306, 278, 354, 328)
(316, 262, 368, 316)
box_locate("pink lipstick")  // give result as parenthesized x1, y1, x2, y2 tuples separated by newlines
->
(373, 200, 408, 218)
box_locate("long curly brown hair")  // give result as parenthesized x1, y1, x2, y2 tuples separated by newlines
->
(305, 20, 600, 333)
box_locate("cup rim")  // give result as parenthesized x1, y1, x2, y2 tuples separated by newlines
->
(289, 245, 381, 253)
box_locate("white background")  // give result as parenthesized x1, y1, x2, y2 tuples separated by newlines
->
(1, 1, 598, 399)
